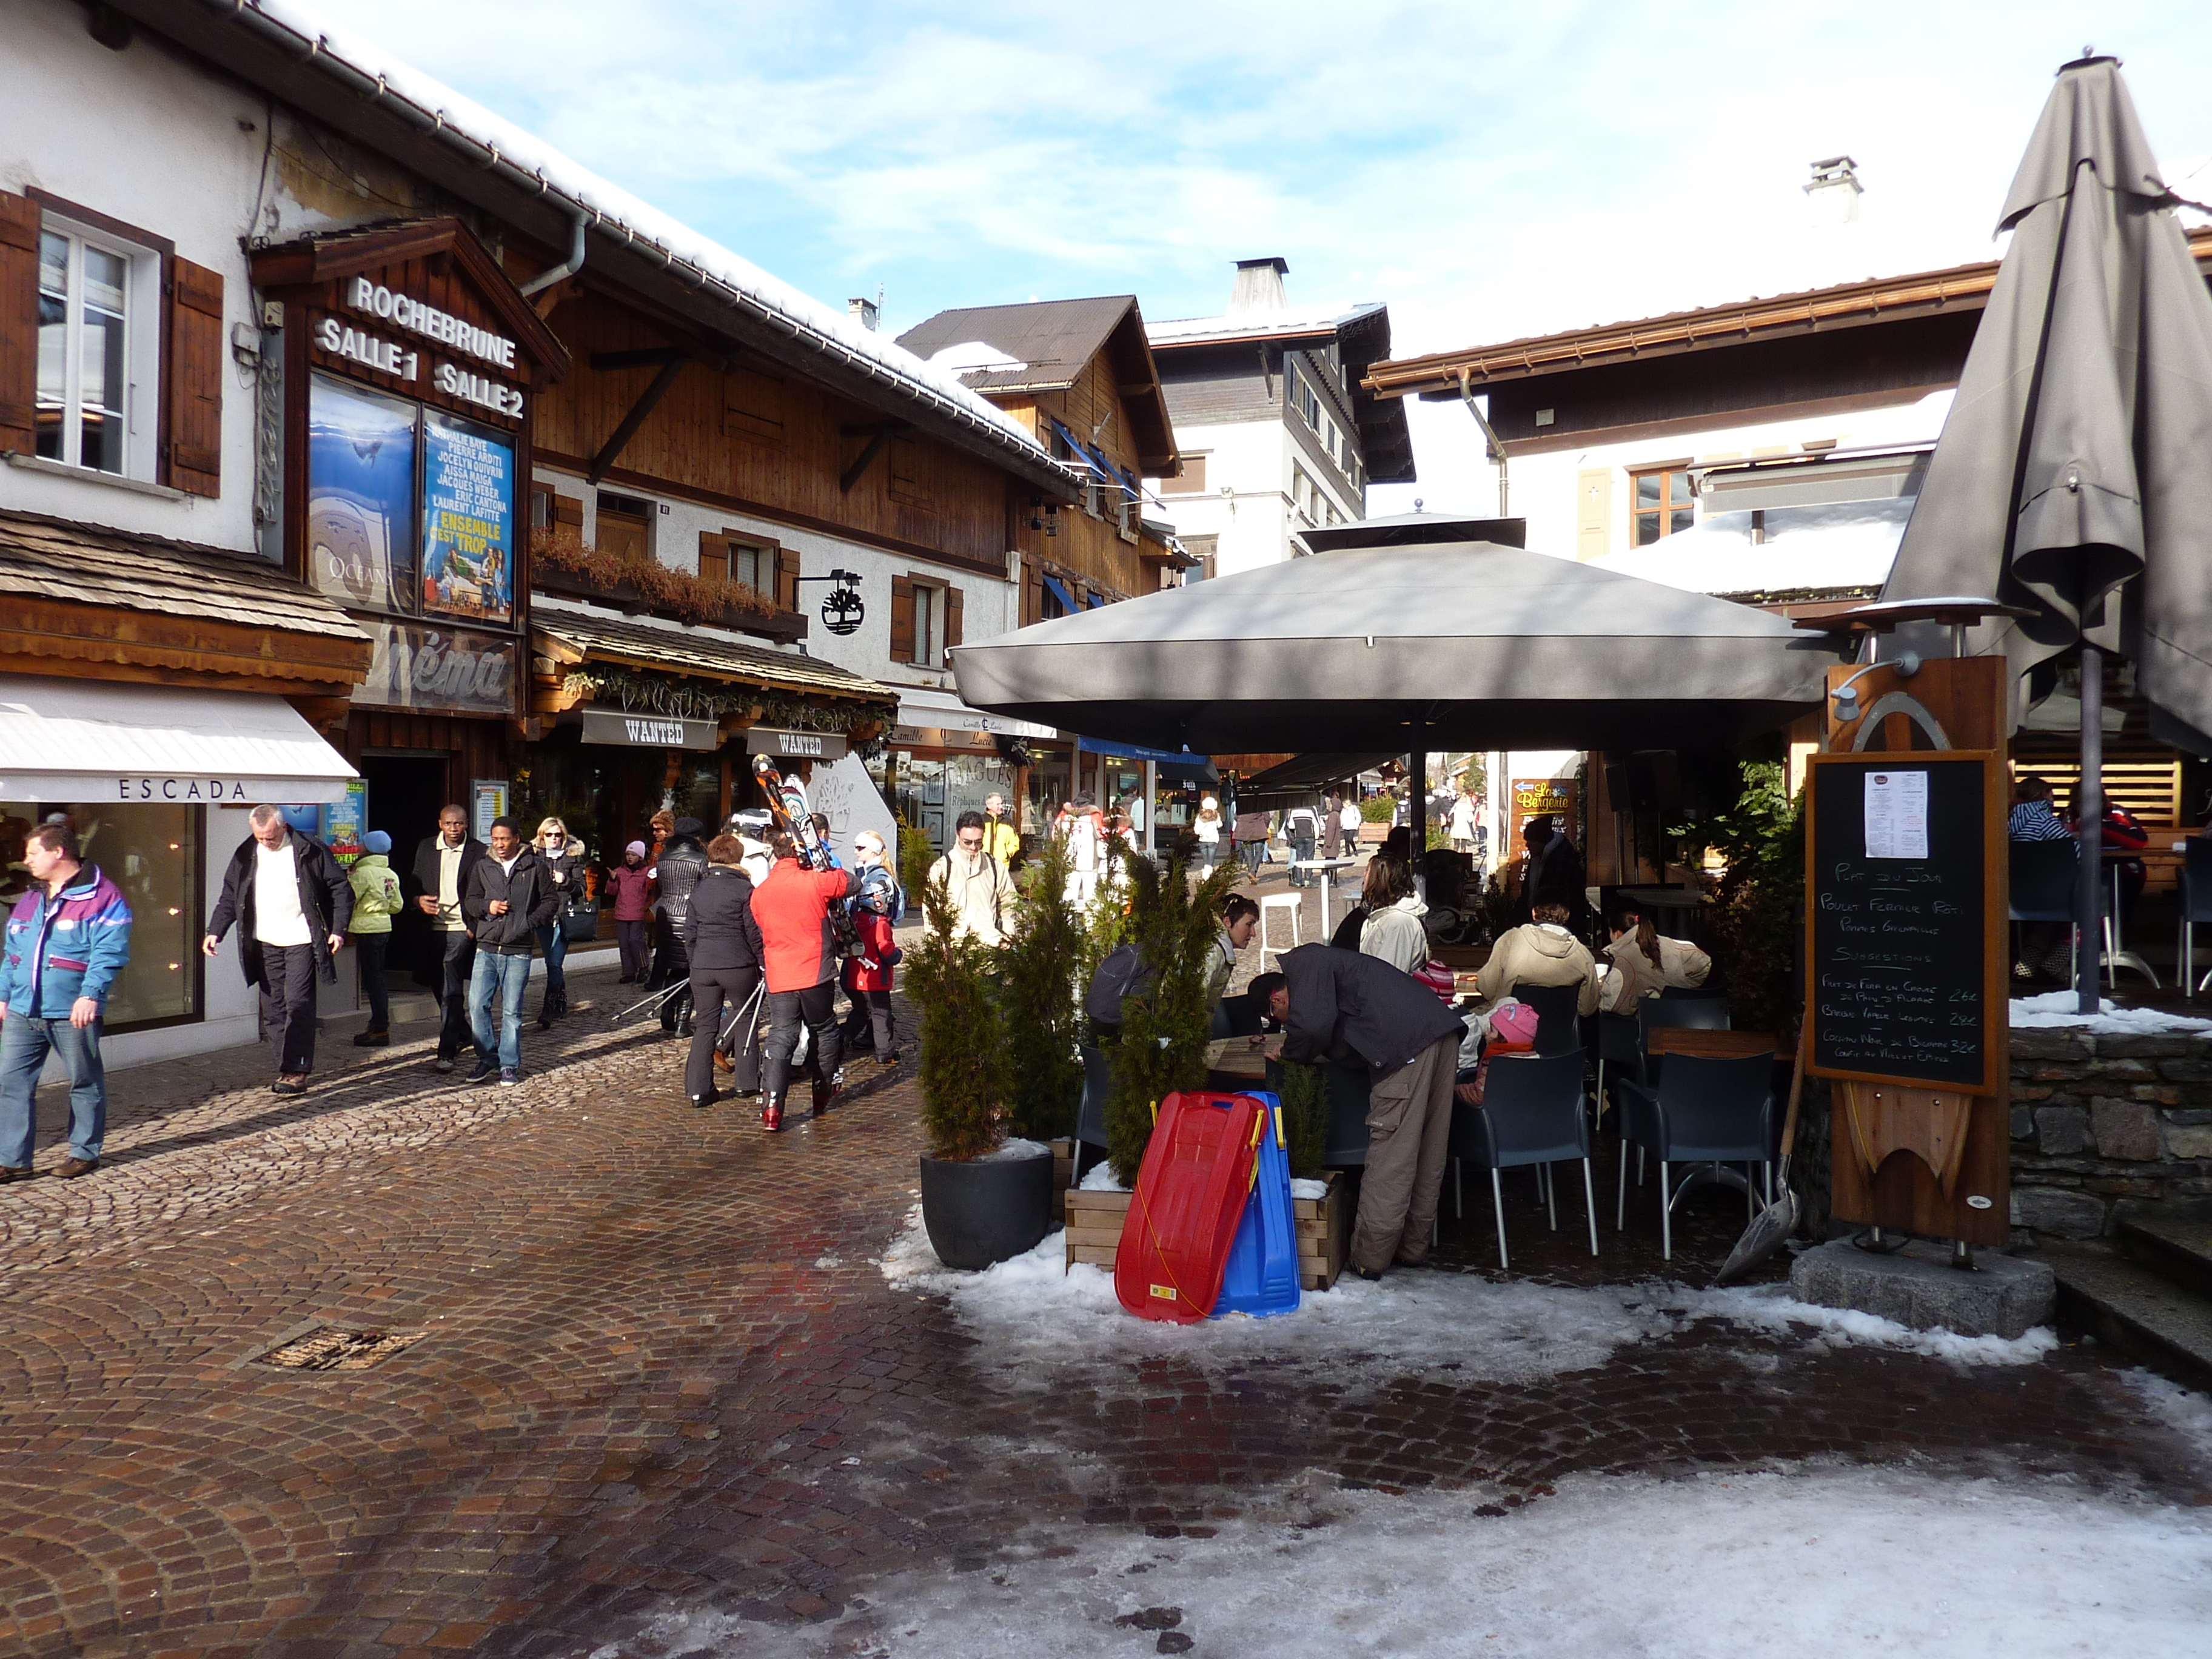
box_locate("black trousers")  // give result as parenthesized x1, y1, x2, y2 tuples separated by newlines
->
(259, 942, 320, 1076)
(763, 982, 841, 1100)
(616, 919, 649, 980)
(688, 964, 762, 1099)
(842, 987, 894, 1062)
(356, 933, 390, 1031)
(437, 930, 475, 1057)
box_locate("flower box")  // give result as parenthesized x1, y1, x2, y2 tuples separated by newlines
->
(1062, 1170, 1347, 1292)
(532, 563, 808, 644)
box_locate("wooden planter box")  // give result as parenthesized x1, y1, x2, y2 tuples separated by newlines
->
(534, 565, 808, 644)
(1062, 1170, 1347, 1292)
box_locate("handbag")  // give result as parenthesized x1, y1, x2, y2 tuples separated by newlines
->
(560, 897, 600, 942)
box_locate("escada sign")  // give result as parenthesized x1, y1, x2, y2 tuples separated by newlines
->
(0, 774, 354, 805)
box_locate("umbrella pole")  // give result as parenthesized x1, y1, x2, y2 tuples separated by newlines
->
(2076, 645, 2104, 1015)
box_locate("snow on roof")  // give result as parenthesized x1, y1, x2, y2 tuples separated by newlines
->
(926, 341, 1030, 379)
(1586, 500, 1911, 600)
(236, 0, 1065, 474)
(1145, 301, 1386, 347)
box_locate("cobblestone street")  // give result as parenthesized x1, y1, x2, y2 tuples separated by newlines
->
(3, 960, 2209, 1658)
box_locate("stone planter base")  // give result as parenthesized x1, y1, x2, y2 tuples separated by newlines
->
(1064, 1170, 1347, 1292)
(1791, 1237, 2056, 1339)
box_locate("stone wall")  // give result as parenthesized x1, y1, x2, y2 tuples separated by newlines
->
(2009, 1029, 2212, 1240)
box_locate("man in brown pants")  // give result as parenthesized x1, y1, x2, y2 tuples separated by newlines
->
(1256, 944, 1468, 1279)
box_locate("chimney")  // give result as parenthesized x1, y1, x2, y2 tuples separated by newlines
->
(1803, 155, 1862, 226)
(848, 295, 880, 332)
(1228, 256, 1289, 315)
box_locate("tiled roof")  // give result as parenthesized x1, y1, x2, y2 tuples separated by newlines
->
(0, 506, 369, 642)
(532, 604, 893, 702)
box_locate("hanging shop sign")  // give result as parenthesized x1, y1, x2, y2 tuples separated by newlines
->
(568, 708, 720, 750)
(743, 727, 849, 761)
(348, 620, 518, 716)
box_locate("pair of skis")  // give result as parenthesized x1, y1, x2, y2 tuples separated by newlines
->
(751, 754, 874, 970)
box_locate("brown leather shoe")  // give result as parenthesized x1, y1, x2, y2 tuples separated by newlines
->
(0, 1165, 32, 1183)
(272, 1074, 308, 1095)
(55, 1157, 98, 1179)
(713, 1048, 736, 1074)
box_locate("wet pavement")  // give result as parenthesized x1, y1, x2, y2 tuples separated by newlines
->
(2, 958, 2208, 1658)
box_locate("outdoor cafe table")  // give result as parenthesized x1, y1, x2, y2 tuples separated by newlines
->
(1288, 855, 1361, 936)
(1643, 1028, 1790, 1062)
(1205, 1034, 1279, 1091)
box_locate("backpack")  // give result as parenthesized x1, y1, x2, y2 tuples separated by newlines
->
(1085, 942, 1158, 1027)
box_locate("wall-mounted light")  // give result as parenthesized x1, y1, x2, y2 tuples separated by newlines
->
(1829, 652, 1920, 724)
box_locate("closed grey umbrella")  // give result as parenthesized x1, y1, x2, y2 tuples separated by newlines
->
(1882, 54, 2212, 1010)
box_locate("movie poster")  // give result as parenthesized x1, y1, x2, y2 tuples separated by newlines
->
(421, 411, 515, 626)
(307, 374, 417, 614)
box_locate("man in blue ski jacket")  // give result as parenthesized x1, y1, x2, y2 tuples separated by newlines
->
(0, 821, 133, 1179)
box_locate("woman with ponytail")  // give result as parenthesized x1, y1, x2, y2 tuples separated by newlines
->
(1601, 905, 1711, 1014)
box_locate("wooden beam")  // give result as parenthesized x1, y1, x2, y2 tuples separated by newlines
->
(840, 420, 910, 494)
(587, 356, 689, 484)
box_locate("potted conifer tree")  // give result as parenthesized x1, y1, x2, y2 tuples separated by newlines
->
(999, 837, 1085, 1142)
(907, 874, 1053, 1270)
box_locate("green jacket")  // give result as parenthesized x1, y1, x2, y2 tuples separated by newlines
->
(346, 854, 404, 936)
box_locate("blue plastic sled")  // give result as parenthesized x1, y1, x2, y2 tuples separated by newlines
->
(1213, 1090, 1301, 1318)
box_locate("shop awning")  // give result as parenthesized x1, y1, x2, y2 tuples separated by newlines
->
(532, 600, 894, 705)
(0, 672, 360, 804)
(1076, 734, 1219, 783)
(893, 686, 1057, 742)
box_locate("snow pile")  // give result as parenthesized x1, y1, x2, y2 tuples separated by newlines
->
(1289, 1178, 1329, 1199)
(880, 1214, 2056, 1389)
(1695, 1282, 2058, 1366)
(1077, 1161, 1126, 1192)
(2127, 1369, 2212, 1463)
(2010, 992, 2212, 1035)
(646, 1463, 2212, 1658)
(979, 1137, 1051, 1163)
(882, 1213, 1685, 1386)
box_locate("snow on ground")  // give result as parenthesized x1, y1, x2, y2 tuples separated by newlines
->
(2011, 991, 2212, 1034)
(877, 1212, 2054, 1388)
(646, 1463, 2212, 1658)
(2128, 1368, 2212, 1463)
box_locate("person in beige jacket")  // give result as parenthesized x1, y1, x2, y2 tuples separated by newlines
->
(1476, 902, 1600, 1016)
(1601, 907, 1712, 1014)
(927, 811, 1014, 947)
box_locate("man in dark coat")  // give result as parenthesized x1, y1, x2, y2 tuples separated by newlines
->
(1252, 944, 1465, 1278)
(679, 834, 766, 1107)
(460, 817, 559, 1085)
(408, 804, 486, 1071)
(1512, 815, 1586, 931)
(204, 805, 352, 1094)
(648, 816, 710, 1036)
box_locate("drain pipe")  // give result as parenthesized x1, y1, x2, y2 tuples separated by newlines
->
(519, 209, 587, 298)
(1457, 367, 1508, 517)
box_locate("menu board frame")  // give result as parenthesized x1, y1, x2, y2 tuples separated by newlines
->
(1804, 749, 2006, 1096)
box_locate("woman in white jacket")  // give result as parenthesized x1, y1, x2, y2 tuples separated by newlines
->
(1357, 855, 1431, 975)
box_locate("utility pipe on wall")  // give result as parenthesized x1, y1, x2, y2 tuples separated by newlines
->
(1458, 368, 1509, 517)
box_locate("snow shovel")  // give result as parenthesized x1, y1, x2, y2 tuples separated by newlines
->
(1716, 1027, 1806, 1285)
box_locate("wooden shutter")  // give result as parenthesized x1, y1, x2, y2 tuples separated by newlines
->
(697, 529, 729, 584)
(164, 255, 224, 496)
(0, 192, 38, 458)
(945, 584, 963, 649)
(890, 574, 915, 663)
(774, 546, 800, 612)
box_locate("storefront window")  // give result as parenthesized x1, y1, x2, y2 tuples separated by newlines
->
(2, 802, 201, 1031)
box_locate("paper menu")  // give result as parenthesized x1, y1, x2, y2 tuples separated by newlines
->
(1864, 770, 1929, 860)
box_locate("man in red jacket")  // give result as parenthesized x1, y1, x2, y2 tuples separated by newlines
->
(748, 833, 860, 1130)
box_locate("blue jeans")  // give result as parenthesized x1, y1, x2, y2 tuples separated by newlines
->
(469, 950, 533, 1070)
(0, 1011, 106, 1165)
(534, 918, 569, 993)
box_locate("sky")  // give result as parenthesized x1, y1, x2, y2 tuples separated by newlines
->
(313, 0, 2212, 509)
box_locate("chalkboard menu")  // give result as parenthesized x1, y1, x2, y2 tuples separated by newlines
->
(1806, 752, 2000, 1093)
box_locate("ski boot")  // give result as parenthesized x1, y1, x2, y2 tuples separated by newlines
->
(810, 1067, 843, 1118)
(760, 1091, 784, 1133)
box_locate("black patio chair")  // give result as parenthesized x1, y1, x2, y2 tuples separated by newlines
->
(1509, 980, 1584, 1057)
(2182, 837, 2212, 999)
(1449, 1051, 1596, 1270)
(1613, 1052, 1774, 1260)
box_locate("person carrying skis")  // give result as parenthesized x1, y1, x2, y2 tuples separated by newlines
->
(840, 829, 903, 1068)
(748, 831, 860, 1130)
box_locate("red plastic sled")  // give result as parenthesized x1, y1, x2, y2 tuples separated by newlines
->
(1114, 1091, 1265, 1324)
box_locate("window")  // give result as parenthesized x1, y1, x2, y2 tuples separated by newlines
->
(891, 574, 961, 666)
(699, 531, 774, 596)
(1293, 370, 1322, 431)
(1161, 453, 1208, 494)
(595, 491, 652, 560)
(36, 223, 156, 476)
(1631, 464, 1695, 545)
